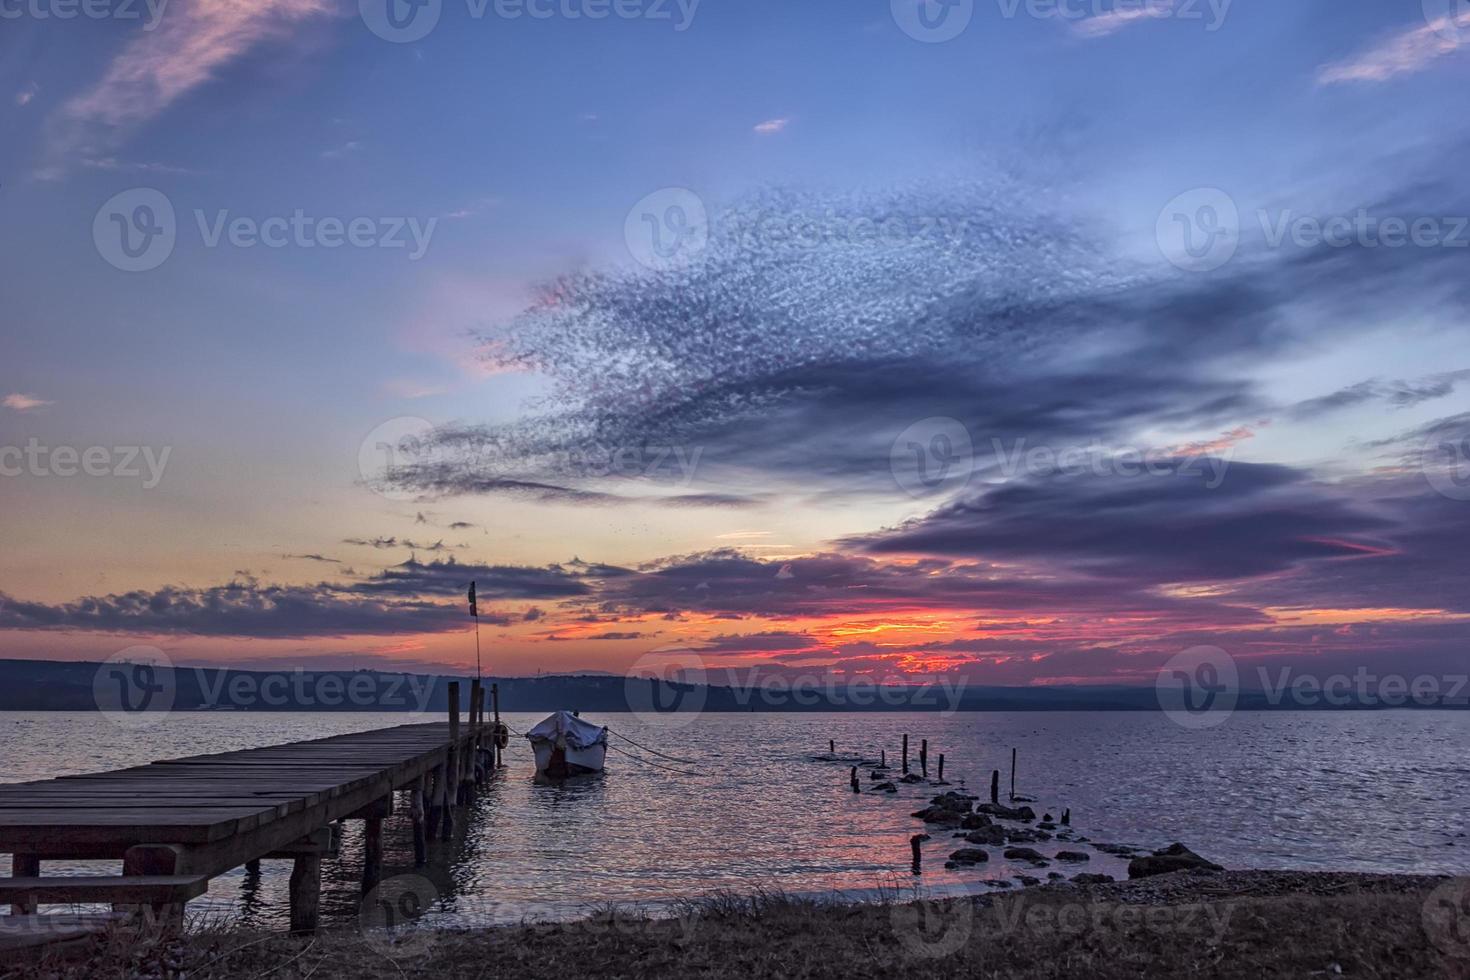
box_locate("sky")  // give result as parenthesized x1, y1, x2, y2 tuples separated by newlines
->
(1, 0, 1469, 687)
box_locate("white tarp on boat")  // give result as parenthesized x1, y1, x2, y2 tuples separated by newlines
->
(525, 710, 607, 750)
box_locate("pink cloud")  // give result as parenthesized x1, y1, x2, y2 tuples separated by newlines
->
(43, 0, 334, 173)
(1317, 13, 1470, 85)
(3, 393, 53, 412)
(753, 117, 790, 134)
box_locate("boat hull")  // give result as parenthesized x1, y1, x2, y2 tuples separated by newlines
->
(532, 740, 606, 778)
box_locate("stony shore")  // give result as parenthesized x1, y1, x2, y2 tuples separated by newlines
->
(12, 869, 1468, 980)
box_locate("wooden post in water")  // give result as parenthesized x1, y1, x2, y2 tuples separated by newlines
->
(938, 753, 945, 783)
(289, 854, 321, 934)
(492, 682, 502, 768)
(902, 734, 909, 774)
(829, 739, 835, 756)
(1010, 747, 1016, 802)
(910, 834, 923, 874)
(411, 774, 427, 865)
(426, 764, 443, 837)
(443, 680, 460, 839)
(1061, 808, 1071, 826)
(10, 854, 38, 915)
(990, 769, 999, 805)
(478, 687, 489, 780)
(880, 749, 887, 769)
(467, 679, 483, 798)
(849, 766, 859, 793)
(919, 739, 928, 778)
(362, 816, 383, 894)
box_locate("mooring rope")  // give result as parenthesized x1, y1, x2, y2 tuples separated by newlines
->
(606, 727, 699, 764)
(606, 742, 701, 777)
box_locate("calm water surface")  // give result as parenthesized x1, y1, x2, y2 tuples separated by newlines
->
(0, 710, 1465, 928)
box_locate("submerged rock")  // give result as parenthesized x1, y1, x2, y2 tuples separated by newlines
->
(1003, 847, 1046, 862)
(1072, 873, 1115, 885)
(1016, 875, 1041, 887)
(948, 847, 990, 865)
(870, 781, 897, 793)
(976, 803, 1036, 821)
(965, 825, 1007, 846)
(1054, 851, 1090, 862)
(1128, 843, 1224, 879)
(960, 814, 993, 830)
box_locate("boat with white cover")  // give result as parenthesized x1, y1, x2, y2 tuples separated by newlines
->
(525, 710, 608, 778)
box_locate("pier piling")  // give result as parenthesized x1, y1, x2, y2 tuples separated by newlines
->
(289, 855, 321, 934)
(920, 739, 928, 778)
(902, 734, 909, 774)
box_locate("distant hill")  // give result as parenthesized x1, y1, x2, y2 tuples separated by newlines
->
(0, 658, 1463, 713)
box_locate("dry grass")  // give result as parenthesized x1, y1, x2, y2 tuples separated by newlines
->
(9, 872, 1467, 980)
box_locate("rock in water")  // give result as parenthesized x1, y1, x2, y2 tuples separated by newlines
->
(948, 848, 990, 865)
(1072, 873, 1115, 884)
(1127, 843, 1224, 878)
(1003, 847, 1046, 862)
(976, 803, 1036, 821)
(965, 825, 1007, 846)
(1054, 851, 1090, 862)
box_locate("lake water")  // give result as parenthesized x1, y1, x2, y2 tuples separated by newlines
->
(0, 710, 1466, 929)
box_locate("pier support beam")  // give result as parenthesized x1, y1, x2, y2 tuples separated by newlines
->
(412, 775, 427, 866)
(362, 817, 383, 894)
(289, 854, 321, 934)
(11, 854, 39, 914)
(426, 765, 444, 838)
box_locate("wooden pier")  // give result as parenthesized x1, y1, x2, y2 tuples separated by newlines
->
(0, 679, 502, 950)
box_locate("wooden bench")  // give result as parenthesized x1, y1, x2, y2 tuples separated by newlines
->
(0, 874, 209, 909)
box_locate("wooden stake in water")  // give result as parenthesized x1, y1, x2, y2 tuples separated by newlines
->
(829, 739, 835, 756)
(910, 834, 923, 874)
(849, 766, 859, 793)
(920, 739, 928, 778)
(881, 749, 887, 769)
(1010, 747, 1017, 802)
(990, 769, 999, 805)
(938, 753, 945, 783)
(902, 734, 909, 774)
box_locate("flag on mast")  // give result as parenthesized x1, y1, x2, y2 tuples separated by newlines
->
(468, 581, 477, 618)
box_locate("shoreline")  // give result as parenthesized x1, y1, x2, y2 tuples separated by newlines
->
(14, 869, 1468, 979)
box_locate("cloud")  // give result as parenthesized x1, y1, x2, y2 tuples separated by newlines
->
(1070, 0, 1175, 38)
(1288, 370, 1470, 420)
(3, 393, 53, 412)
(848, 461, 1390, 584)
(282, 553, 341, 564)
(0, 578, 463, 639)
(342, 536, 461, 552)
(15, 83, 39, 107)
(373, 172, 1470, 508)
(41, 0, 334, 173)
(1317, 13, 1470, 85)
(753, 117, 790, 134)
